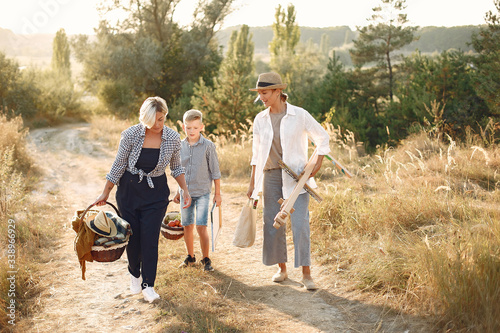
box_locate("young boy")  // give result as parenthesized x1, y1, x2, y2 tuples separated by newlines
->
(174, 109, 222, 271)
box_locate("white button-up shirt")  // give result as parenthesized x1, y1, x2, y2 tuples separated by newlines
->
(250, 102, 330, 200)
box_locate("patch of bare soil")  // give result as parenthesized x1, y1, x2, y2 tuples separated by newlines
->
(18, 124, 433, 332)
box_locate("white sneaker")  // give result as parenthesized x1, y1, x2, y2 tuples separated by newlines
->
(301, 278, 318, 290)
(130, 275, 142, 294)
(142, 286, 160, 303)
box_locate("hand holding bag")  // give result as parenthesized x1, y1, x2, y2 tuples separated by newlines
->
(232, 199, 257, 248)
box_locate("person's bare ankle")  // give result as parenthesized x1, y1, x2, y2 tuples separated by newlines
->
(272, 263, 288, 282)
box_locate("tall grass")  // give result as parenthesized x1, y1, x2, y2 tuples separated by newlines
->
(88, 115, 499, 331)
(0, 113, 54, 330)
(0, 113, 32, 221)
(424, 214, 500, 332)
(311, 130, 500, 332)
(88, 115, 133, 149)
(206, 120, 254, 179)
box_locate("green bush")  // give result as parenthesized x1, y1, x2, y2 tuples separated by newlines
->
(1, 51, 85, 125)
(35, 70, 82, 122)
(97, 79, 141, 118)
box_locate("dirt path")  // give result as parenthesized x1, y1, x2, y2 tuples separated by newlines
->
(20, 124, 431, 332)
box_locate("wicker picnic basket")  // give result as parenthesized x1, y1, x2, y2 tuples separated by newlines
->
(74, 202, 131, 262)
(91, 241, 127, 262)
(161, 211, 184, 240)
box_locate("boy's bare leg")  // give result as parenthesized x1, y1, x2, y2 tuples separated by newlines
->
(183, 224, 195, 257)
(196, 225, 210, 258)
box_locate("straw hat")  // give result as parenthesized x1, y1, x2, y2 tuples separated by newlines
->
(86, 211, 117, 237)
(249, 72, 287, 91)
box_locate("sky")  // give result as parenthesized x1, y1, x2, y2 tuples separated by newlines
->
(0, 0, 496, 35)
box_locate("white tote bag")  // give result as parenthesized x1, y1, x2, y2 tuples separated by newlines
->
(232, 199, 257, 248)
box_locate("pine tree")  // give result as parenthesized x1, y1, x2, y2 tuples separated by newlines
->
(269, 4, 298, 103)
(51, 28, 71, 79)
(269, 4, 300, 57)
(269, 4, 300, 74)
(350, 0, 417, 102)
(471, 0, 500, 117)
(191, 25, 260, 133)
(320, 33, 330, 56)
(268, 4, 326, 115)
(318, 53, 350, 115)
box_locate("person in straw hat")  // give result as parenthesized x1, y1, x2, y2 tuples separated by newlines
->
(94, 96, 192, 303)
(247, 72, 330, 290)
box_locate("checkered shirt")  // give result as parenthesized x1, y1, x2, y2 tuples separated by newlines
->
(180, 134, 221, 197)
(106, 124, 185, 188)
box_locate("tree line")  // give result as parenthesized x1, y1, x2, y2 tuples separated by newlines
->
(217, 25, 479, 55)
(0, 0, 498, 150)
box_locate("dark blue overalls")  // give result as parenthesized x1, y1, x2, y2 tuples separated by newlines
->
(116, 148, 169, 288)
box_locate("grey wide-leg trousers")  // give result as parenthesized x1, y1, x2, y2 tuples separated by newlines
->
(262, 169, 311, 268)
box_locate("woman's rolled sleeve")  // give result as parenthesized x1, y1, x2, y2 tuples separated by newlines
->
(106, 132, 133, 185)
(169, 139, 185, 178)
(250, 118, 261, 166)
(305, 111, 330, 156)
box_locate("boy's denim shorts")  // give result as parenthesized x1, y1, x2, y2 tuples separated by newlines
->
(180, 193, 210, 227)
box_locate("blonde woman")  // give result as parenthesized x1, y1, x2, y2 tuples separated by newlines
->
(95, 96, 191, 302)
(247, 73, 330, 290)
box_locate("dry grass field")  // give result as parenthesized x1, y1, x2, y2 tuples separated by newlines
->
(86, 116, 500, 332)
(1, 114, 498, 332)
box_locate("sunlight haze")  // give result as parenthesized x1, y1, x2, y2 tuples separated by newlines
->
(0, 0, 496, 35)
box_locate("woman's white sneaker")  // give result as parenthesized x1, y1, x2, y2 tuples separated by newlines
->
(142, 286, 160, 303)
(130, 275, 142, 294)
(301, 278, 318, 290)
(272, 271, 288, 282)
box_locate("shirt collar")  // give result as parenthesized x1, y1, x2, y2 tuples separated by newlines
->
(183, 133, 205, 146)
(139, 123, 169, 141)
(263, 102, 294, 117)
(160, 126, 170, 141)
(139, 123, 147, 136)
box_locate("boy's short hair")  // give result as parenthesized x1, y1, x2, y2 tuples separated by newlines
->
(183, 109, 203, 123)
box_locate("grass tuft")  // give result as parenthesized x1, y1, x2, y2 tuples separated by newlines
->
(0, 113, 56, 329)
(311, 130, 499, 331)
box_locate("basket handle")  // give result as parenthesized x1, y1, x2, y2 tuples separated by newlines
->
(80, 201, 122, 221)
